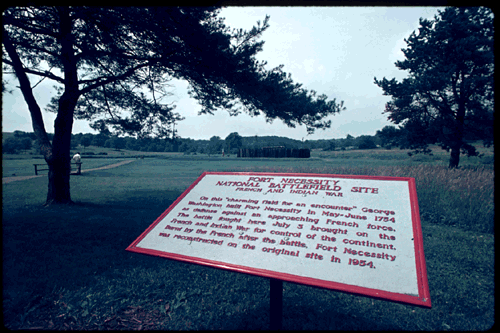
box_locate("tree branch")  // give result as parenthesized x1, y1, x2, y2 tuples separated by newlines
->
(78, 61, 153, 95)
(3, 17, 60, 39)
(2, 59, 65, 84)
(101, 85, 117, 121)
(2, 37, 61, 59)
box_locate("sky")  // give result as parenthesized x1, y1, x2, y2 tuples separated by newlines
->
(2, 6, 445, 141)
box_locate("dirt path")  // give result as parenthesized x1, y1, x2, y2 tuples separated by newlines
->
(2, 160, 135, 185)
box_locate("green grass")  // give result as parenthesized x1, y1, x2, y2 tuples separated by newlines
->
(313, 144, 494, 168)
(2, 153, 494, 330)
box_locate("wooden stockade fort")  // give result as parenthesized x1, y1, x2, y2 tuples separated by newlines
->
(238, 146, 310, 158)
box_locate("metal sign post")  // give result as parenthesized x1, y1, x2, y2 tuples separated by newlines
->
(270, 278, 283, 330)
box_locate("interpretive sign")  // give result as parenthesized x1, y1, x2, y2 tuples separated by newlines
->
(127, 172, 431, 308)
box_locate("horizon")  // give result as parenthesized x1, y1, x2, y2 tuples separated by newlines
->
(2, 129, 382, 142)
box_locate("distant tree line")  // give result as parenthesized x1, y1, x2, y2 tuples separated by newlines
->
(3, 126, 486, 156)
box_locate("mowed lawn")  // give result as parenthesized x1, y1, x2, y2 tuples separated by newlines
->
(2, 154, 494, 330)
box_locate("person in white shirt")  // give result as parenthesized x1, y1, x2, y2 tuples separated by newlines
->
(73, 152, 81, 163)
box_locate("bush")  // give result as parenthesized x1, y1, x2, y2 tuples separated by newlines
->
(356, 136, 377, 149)
(481, 156, 494, 164)
(2, 137, 20, 154)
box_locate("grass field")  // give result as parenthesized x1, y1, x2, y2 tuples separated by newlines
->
(2, 149, 184, 178)
(2, 146, 494, 330)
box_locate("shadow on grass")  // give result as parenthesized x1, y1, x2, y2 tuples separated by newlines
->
(281, 304, 397, 330)
(3, 191, 183, 328)
(163, 280, 404, 330)
(221, 300, 402, 330)
(2, 190, 181, 292)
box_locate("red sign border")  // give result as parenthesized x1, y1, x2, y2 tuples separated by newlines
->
(126, 172, 432, 308)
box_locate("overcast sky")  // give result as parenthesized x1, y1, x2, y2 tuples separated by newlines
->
(2, 6, 444, 141)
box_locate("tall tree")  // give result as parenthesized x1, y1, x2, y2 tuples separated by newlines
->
(208, 136, 223, 155)
(343, 134, 355, 149)
(355, 135, 377, 150)
(3, 7, 345, 205)
(80, 135, 92, 152)
(224, 132, 243, 154)
(375, 125, 402, 149)
(374, 7, 494, 168)
(2, 137, 22, 154)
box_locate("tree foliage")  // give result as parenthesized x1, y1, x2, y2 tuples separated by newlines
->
(374, 7, 494, 168)
(79, 136, 92, 148)
(2, 134, 34, 153)
(375, 125, 402, 149)
(322, 139, 336, 151)
(343, 134, 355, 149)
(355, 135, 377, 150)
(224, 132, 243, 154)
(208, 136, 223, 155)
(2, 6, 345, 204)
(2, 137, 22, 154)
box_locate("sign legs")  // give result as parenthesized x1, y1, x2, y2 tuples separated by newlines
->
(270, 278, 283, 330)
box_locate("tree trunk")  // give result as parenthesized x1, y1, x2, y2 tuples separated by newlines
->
(2, 28, 55, 184)
(46, 156, 72, 205)
(449, 144, 461, 168)
(45, 7, 80, 205)
(45, 93, 77, 205)
(448, 103, 466, 169)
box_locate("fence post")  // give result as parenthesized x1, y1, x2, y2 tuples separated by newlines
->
(34, 164, 38, 175)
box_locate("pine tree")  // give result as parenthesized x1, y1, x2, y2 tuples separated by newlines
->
(374, 7, 493, 168)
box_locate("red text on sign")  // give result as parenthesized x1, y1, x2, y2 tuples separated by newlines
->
(351, 187, 379, 194)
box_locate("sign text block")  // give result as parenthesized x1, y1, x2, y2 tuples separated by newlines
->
(127, 172, 431, 307)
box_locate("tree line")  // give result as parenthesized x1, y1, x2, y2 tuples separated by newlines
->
(6, 125, 485, 156)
